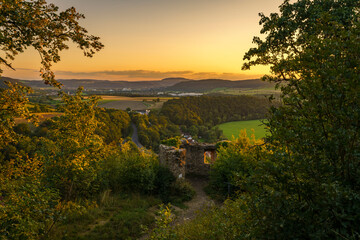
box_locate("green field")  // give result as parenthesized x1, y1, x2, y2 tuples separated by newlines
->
(218, 120, 268, 140)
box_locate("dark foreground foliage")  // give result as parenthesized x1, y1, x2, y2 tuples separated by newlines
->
(151, 0, 360, 239)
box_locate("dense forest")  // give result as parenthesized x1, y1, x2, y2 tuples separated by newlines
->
(95, 108, 131, 144)
(157, 95, 271, 143)
(131, 111, 181, 151)
(132, 95, 272, 147)
(161, 95, 272, 127)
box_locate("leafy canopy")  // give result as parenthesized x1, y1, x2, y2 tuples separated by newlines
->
(0, 0, 104, 150)
(0, 82, 34, 147)
(240, 0, 360, 238)
(0, 1, 104, 238)
(243, 0, 360, 184)
(0, 0, 104, 87)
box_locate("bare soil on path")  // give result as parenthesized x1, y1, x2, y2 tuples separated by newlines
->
(139, 177, 215, 239)
(172, 176, 215, 226)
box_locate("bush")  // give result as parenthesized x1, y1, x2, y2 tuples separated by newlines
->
(144, 164, 195, 203)
(100, 142, 158, 193)
(153, 165, 176, 202)
(160, 136, 181, 148)
(150, 204, 176, 240)
(0, 157, 60, 240)
(172, 179, 195, 202)
(209, 131, 264, 199)
(13, 123, 31, 136)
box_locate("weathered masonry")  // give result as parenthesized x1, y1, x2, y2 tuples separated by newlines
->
(159, 145, 186, 179)
(159, 143, 217, 179)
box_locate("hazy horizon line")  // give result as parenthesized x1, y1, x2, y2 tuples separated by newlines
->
(3, 68, 264, 82)
(4, 76, 262, 82)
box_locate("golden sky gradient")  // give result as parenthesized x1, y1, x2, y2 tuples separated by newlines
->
(3, 0, 284, 81)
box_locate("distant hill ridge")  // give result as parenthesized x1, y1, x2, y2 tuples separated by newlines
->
(0, 77, 22, 88)
(18, 78, 194, 90)
(165, 79, 274, 92)
(1, 76, 272, 91)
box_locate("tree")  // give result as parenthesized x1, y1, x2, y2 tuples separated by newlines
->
(244, 0, 360, 186)
(0, 82, 35, 148)
(0, 0, 103, 151)
(241, 0, 360, 238)
(40, 88, 105, 200)
(0, 0, 104, 87)
(0, 1, 103, 238)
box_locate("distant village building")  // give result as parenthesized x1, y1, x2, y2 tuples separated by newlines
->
(182, 134, 196, 144)
(169, 92, 203, 97)
(135, 109, 150, 115)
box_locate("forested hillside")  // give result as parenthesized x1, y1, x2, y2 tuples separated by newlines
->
(131, 111, 181, 151)
(161, 95, 272, 127)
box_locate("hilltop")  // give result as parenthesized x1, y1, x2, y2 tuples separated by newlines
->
(0, 77, 22, 88)
(1, 77, 274, 93)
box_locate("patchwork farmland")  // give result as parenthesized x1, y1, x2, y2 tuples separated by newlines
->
(98, 96, 175, 110)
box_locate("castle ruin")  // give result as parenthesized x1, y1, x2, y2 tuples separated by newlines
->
(159, 143, 217, 179)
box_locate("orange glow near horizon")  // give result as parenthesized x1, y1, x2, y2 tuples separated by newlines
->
(2, 0, 283, 81)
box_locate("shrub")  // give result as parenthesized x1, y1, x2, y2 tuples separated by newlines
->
(160, 137, 181, 148)
(153, 165, 176, 202)
(100, 142, 158, 193)
(150, 204, 176, 240)
(172, 179, 196, 202)
(0, 156, 60, 240)
(209, 131, 264, 199)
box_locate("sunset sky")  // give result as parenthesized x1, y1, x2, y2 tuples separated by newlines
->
(3, 0, 284, 81)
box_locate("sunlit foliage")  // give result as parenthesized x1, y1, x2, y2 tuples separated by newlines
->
(0, 82, 35, 148)
(132, 111, 181, 151)
(0, 1, 104, 238)
(0, 0, 103, 87)
(209, 130, 265, 198)
(38, 88, 106, 200)
(0, 153, 60, 240)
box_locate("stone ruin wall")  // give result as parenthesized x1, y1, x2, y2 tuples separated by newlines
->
(159, 143, 217, 178)
(159, 145, 186, 179)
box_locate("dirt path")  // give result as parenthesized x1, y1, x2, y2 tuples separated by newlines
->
(172, 176, 215, 225)
(139, 177, 214, 239)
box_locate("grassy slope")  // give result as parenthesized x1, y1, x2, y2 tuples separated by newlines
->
(218, 120, 268, 140)
(50, 194, 160, 240)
